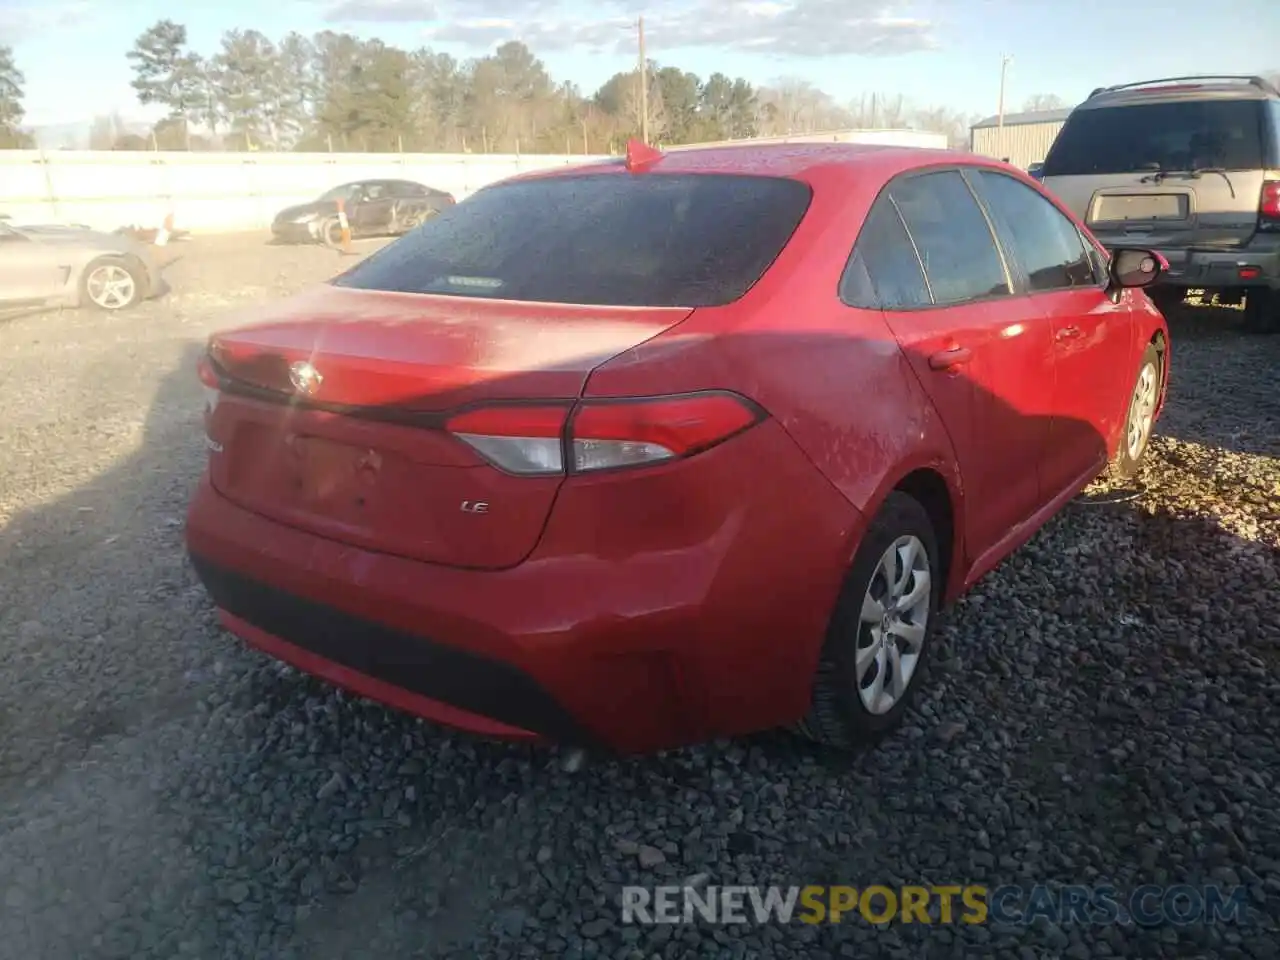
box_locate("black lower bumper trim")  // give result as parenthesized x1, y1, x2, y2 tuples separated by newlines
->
(189, 553, 597, 747)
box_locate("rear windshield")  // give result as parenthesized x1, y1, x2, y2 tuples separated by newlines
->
(331, 172, 812, 307)
(1042, 100, 1266, 176)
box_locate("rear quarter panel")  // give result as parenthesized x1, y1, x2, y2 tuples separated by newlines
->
(585, 161, 966, 571)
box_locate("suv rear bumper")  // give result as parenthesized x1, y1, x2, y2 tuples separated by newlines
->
(1096, 238, 1280, 291)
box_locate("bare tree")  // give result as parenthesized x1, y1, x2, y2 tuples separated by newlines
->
(1022, 93, 1067, 113)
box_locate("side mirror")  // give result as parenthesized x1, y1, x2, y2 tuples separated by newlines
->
(1027, 162, 1045, 180)
(1109, 248, 1166, 289)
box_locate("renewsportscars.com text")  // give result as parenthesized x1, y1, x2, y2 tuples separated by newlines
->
(620, 884, 1251, 927)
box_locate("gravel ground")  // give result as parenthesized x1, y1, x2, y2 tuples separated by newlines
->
(1, 237, 1277, 960)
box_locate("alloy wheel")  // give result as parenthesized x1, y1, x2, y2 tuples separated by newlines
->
(855, 535, 931, 715)
(86, 265, 136, 310)
(1127, 361, 1159, 461)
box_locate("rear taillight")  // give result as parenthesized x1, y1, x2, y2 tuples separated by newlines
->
(196, 353, 220, 422)
(1260, 181, 1280, 223)
(444, 392, 764, 476)
(446, 404, 570, 475)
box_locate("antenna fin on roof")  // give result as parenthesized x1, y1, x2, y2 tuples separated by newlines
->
(624, 138, 663, 172)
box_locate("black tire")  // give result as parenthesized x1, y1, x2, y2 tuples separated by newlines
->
(1148, 287, 1184, 319)
(79, 256, 144, 312)
(319, 217, 344, 249)
(797, 491, 942, 751)
(1241, 288, 1279, 334)
(1105, 342, 1162, 481)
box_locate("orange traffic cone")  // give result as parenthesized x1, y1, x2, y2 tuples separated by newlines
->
(154, 211, 175, 247)
(336, 197, 352, 254)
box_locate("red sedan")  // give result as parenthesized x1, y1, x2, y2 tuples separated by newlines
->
(186, 141, 1171, 754)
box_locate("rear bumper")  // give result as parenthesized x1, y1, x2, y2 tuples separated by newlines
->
(185, 420, 864, 753)
(192, 555, 590, 744)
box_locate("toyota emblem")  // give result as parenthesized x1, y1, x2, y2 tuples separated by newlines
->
(289, 360, 323, 396)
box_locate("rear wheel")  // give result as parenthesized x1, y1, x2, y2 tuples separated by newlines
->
(1242, 288, 1279, 334)
(1105, 342, 1161, 481)
(81, 257, 143, 311)
(798, 492, 942, 750)
(319, 217, 344, 249)
(1148, 287, 1184, 318)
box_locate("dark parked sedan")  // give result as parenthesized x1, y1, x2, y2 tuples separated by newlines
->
(270, 179, 455, 245)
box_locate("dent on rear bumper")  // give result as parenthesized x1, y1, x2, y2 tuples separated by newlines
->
(185, 419, 865, 753)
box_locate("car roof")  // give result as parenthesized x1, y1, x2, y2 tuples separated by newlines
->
(504, 142, 1005, 185)
(1078, 75, 1280, 111)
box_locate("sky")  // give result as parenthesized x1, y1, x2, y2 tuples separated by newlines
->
(5, 0, 1280, 128)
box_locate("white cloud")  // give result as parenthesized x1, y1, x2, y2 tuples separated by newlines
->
(321, 0, 438, 22)
(0, 0, 94, 38)
(317, 0, 937, 56)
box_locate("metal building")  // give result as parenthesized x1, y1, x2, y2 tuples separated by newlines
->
(969, 107, 1073, 169)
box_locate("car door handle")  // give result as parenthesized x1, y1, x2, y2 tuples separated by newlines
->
(1056, 325, 1082, 341)
(928, 347, 972, 370)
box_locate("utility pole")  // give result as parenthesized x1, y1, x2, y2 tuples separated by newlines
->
(637, 16, 649, 145)
(997, 54, 1012, 153)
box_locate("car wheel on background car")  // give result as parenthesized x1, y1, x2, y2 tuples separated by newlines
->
(798, 491, 942, 751)
(80, 256, 144, 311)
(1106, 342, 1162, 480)
(1241, 289, 1279, 334)
(1148, 287, 1184, 318)
(319, 217, 344, 248)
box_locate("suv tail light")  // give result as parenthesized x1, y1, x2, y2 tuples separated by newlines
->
(445, 392, 765, 476)
(1260, 181, 1280, 225)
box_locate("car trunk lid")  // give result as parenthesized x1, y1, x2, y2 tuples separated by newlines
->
(204, 285, 693, 569)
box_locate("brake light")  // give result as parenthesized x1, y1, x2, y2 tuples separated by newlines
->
(444, 392, 764, 476)
(1260, 181, 1280, 222)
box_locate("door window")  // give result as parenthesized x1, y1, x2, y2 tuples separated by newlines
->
(840, 195, 931, 309)
(362, 184, 387, 200)
(973, 170, 1099, 292)
(888, 171, 1011, 305)
(390, 181, 428, 197)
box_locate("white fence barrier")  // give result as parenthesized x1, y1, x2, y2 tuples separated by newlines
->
(0, 151, 612, 234)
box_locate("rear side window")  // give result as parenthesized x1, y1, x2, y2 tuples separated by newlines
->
(840, 196, 931, 309)
(889, 171, 1010, 305)
(1042, 100, 1265, 176)
(333, 173, 812, 307)
(390, 182, 427, 197)
(973, 171, 1098, 292)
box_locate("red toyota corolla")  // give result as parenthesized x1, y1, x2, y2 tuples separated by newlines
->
(186, 141, 1171, 754)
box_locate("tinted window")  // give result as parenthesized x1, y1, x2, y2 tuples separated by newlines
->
(1269, 102, 1280, 161)
(333, 173, 812, 307)
(975, 171, 1098, 291)
(1042, 100, 1265, 176)
(318, 183, 359, 201)
(391, 181, 428, 197)
(889, 171, 1010, 305)
(841, 196, 931, 309)
(363, 183, 388, 200)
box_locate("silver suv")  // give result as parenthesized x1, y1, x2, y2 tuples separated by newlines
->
(1040, 75, 1280, 333)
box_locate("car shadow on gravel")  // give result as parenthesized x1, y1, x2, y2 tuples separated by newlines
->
(2, 330, 1277, 960)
